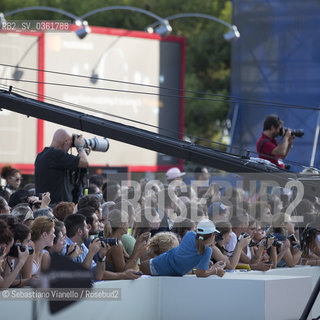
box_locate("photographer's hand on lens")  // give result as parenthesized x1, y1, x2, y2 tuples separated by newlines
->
(89, 237, 102, 255)
(99, 242, 110, 258)
(74, 134, 85, 149)
(284, 128, 291, 138)
(288, 134, 295, 145)
(17, 245, 29, 265)
(238, 236, 252, 249)
(84, 146, 92, 156)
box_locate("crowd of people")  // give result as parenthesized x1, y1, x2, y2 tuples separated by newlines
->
(0, 127, 320, 290)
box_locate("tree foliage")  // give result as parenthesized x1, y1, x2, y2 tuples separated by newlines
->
(1, 0, 232, 146)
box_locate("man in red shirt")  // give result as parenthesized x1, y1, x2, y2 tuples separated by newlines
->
(256, 115, 295, 169)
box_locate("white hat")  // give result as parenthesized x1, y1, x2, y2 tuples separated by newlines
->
(166, 167, 185, 181)
(196, 219, 219, 235)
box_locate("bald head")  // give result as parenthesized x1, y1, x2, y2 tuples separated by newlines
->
(51, 129, 72, 151)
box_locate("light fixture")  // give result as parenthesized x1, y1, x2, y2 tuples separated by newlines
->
(90, 72, 99, 84)
(146, 12, 240, 42)
(75, 20, 91, 39)
(80, 6, 171, 39)
(13, 67, 23, 80)
(223, 25, 240, 42)
(154, 19, 172, 38)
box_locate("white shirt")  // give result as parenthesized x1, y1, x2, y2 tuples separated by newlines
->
(225, 232, 237, 257)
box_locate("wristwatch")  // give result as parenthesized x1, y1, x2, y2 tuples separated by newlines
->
(97, 255, 106, 263)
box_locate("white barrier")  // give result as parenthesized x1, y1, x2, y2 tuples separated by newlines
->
(250, 265, 320, 319)
(0, 269, 315, 320)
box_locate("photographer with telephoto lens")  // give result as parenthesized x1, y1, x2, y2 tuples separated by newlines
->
(270, 213, 303, 267)
(0, 219, 31, 288)
(103, 209, 149, 273)
(248, 220, 278, 269)
(256, 114, 303, 169)
(35, 128, 109, 204)
(211, 221, 251, 270)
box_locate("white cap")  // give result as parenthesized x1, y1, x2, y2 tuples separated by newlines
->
(196, 219, 219, 235)
(166, 167, 185, 181)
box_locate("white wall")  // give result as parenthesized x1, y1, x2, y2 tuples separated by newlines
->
(0, 268, 315, 320)
(250, 265, 320, 319)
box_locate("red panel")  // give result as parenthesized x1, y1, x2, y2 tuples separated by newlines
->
(37, 32, 45, 154)
(1, 27, 185, 173)
(72, 24, 162, 40)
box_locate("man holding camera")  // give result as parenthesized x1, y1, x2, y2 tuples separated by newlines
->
(256, 115, 295, 169)
(35, 128, 90, 204)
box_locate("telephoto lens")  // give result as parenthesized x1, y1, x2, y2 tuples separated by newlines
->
(279, 127, 304, 138)
(84, 137, 109, 152)
(72, 134, 110, 152)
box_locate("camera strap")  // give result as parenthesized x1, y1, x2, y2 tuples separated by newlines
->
(258, 139, 269, 153)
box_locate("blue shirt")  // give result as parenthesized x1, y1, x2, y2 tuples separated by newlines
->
(62, 237, 96, 270)
(151, 231, 212, 276)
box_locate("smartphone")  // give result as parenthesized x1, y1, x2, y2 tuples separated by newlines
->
(147, 233, 151, 242)
(288, 234, 298, 244)
(0, 246, 6, 257)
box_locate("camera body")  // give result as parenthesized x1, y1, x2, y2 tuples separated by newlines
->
(98, 237, 118, 246)
(9, 243, 34, 257)
(238, 232, 256, 247)
(215, 232, 224, 242)
(265, 233, 282, 249)
(72, 134, 109, 152)
(279, 127, 304, 138)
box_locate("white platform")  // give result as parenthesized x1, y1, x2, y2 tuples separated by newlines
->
(0, 269, 315, 320)
(250, 265, 320, 319)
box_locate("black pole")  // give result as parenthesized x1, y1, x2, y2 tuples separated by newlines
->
(299, 276, 320, 320)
